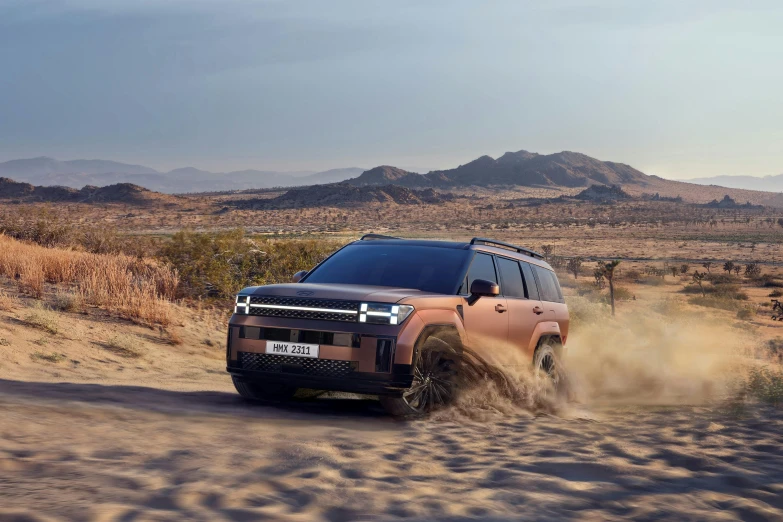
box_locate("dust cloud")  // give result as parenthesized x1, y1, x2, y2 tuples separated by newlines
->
(435, 299, 760, 421)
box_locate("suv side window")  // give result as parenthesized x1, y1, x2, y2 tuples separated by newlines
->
(496, 257, 526, 299)
(533, 265, 563, 303)
(459, 252, 498, 294)
(519, 262, 540, 300)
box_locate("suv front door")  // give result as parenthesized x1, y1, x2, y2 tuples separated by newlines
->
(459, 252, 508, 348)
(497, 256, 543, 358)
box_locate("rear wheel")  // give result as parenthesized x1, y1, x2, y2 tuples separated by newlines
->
(380, 336, 459, 417)
(232, 376, 296, 402)
(533, 342, 563, 395)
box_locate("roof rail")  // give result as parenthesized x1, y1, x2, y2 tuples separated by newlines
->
(360, 233, 401, 241)
(470, 237, 544, 259)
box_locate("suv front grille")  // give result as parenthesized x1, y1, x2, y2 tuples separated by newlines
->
(239, 352, 355, 377)
(247, 296, 360, 323)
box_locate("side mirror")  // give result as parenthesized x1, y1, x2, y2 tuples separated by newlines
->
(292, 270, 308, 283)
(468, 279, 499, 305)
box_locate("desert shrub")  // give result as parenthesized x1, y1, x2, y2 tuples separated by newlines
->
(0, 289, 16, 311)
(688, 295, 748, 312)
(636, 275, 665, 286)
(769, 290, 783, 298)
(24, 303, 59, 334)
(160, 229, 339, 298)
(0, 207, 74, 247)
(30, 351, 66, 363)
(681, 282, 747, 300)
(765, 338, 783, 362)
(565, 295, 609, 327)
(736, 306, 756, 320)
(105, 335, 144, 358)
(706, 273, 734, 285)
(745, 366, 783, 405)
(754, 274, 783, 288)
(52, 289, 84, 313)
(611, 286, 634, 301)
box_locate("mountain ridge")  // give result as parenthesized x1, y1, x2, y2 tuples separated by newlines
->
(0, 157, 364, 193)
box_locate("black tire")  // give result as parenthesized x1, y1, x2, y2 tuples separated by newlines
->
(533, 342, 563, 396)
(232, 376, 296, 402)
(380, 336, 459, 417)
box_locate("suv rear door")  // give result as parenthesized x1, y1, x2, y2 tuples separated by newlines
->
(498, 257, 544, 357)
(458, 252, 509, 346)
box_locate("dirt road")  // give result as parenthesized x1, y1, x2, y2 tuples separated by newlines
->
(1, 378, 782, 522)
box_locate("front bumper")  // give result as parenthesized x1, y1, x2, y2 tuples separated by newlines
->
(226, 314, 415, 395)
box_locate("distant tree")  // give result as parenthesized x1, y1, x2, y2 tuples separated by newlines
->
(593, 268, 606, 290)
(598, 260, 621, 317)
(777, 217, 783, 228)
(701, 262, 713, 273)
(745, 263, 761, 278)
(670, 266, 679, 278)
(733, 265, 742, 276)
(692, 271, 707, 297)
(566, 257, 583, 279)
(680, 264, 690, 275)
(723, 261, 735, 274)
(540, 245, 554, 260)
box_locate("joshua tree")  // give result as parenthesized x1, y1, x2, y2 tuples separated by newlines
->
(701, 262, 713, 273)
(680, 264, 690, 275)
(723, 261, 735, 274)
(745, 263, 761, 278)
(593, 268, 606, 290)
(692, 270, 707, 297)
(566, 257, 583, 279)
(598, 260, 621, 317)
(670, 266, 679, 278)
(541, 245, 554, 260)
(733, 265, 742, 276)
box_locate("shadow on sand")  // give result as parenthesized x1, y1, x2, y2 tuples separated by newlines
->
(0, 378, 393, 423)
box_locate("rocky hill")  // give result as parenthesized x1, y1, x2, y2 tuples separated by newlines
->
(348, 150, 650, 188)
(573, 185, 633, 202)
(227, 183, 457, 209)
(0, 177, 176, 205)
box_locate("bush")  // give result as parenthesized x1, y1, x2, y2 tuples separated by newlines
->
(52, 289, 84, 313)
(746, 366, 783, 405)
(105, 335, 144, 358)
(736, 306, 756, 320)
(769, 290, 783, 298)
(24, 303, 59, 334)
(688, 295, 746, 312)
(160, 229, 340, 298)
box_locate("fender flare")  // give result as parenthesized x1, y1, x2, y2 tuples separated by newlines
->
(395, 310, 466, 365)
(527, 321, 563, 358)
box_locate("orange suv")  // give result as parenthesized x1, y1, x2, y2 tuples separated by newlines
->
(226, 235, 569, 416)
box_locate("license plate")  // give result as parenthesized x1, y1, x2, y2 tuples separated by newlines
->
(266, 341, 319, 358)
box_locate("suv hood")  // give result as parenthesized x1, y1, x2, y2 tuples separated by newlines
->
(243, 283, 433, 303)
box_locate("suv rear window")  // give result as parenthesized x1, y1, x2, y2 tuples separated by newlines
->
(533, 265, 563, 303)
(496, 257, 526, 299)
(303, 244, 469, 294)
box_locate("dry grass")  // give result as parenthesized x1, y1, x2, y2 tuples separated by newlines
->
(29, 351, 65, 363)
(24, 303, 59, 334)
(52, 289, 84, 313)
(0, 235, 177, 325)
(0, 289, 15, 311)
(104, 334, 145, 358)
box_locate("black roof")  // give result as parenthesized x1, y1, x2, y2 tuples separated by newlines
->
(356, 234, 546, 261)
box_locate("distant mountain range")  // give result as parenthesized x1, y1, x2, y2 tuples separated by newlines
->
(683, 174, 783, 193)
(0, 157, 364, 193)
(0, 177, 175, 205)
(347, 150, 649, 188)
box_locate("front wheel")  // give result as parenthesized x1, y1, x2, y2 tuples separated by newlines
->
(380, 336, 459, 417)
(232, 376, 296, 402)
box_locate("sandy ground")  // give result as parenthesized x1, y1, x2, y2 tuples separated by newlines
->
(1, 285, 783, 521)
(0, 381, 781, 522)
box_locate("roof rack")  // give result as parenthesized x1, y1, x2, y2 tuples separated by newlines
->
(470, 237, 544, 259)
(360, 233, 401, 241)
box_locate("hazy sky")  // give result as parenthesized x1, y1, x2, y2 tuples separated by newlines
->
(1, 0, 781, 178)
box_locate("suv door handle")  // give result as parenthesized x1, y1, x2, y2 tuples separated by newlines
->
(532, 306, 544, 315)
(495, 304, 507, 313)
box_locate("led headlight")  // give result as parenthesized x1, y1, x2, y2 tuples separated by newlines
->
(359, 302, 414, 325)
(234, 295, 250, 314)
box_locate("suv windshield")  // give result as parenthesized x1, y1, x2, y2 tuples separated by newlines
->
(303, 244, 469, 294)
